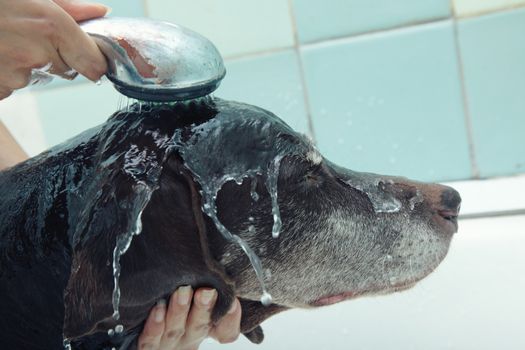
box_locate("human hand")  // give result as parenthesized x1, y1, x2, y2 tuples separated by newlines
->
(0, 0, 109, 100)
(138, 287, 242, 350)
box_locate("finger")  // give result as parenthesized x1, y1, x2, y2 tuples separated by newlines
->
(180, 288, 217, 346)
(209, 298, 242, 344)
(0, 68, 32, 91)
(159, 286, 193, 348)
(45, 47, 77, 80)
(17, 19, 76, 80)
(137, 300, 167, 350)
(53, 0, 110, 22)
(51, 5, 107, 81)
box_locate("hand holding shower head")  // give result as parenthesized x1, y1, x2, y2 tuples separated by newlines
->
(32, 17, 226, 102)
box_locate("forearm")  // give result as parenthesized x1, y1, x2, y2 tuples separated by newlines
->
(0, 121, 28, 171)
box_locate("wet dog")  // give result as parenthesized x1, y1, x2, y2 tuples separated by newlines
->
(0, 98, 460, 349)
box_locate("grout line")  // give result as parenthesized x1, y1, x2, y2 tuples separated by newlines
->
(454, 2, 525, 19)
(287, 0, 317, 142)
(449, 0, 454, 16)
(451, 12, 480, 179)
(224, 46, 293, 62)
(300, 16, 451, 50)
(142, 0, 150, 17)
(459, 209, 525, 220)
(226, 3, 523, 61)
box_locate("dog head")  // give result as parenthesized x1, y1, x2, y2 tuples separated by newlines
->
(60, 98, 459, 344)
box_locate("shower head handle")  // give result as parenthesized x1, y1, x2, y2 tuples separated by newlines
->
(31, 17, 226, 102)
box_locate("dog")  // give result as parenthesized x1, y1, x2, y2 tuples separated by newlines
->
(0, 98, 461, 349)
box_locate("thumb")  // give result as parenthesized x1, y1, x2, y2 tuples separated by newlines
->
(52, 0, 110, 22)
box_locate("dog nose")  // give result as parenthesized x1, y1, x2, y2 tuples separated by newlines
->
(437, 187, 461, 219)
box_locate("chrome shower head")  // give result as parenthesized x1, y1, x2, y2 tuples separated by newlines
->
(33, 17, 226, 102)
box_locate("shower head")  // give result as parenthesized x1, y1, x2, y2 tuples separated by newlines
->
(33, 17, 226, 102)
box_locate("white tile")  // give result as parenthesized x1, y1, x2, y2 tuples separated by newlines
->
(34, 80, 121, 147)
(145, 0, 295, 58)
(454, 0, 525, 16)
(0, 91, 47, 156)
(444, 174, 525, 217)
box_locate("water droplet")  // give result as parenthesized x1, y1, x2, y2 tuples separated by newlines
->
(63, 339, 71, 350)
(409, 190, 424, 210)
(95, 79, 102, 86)
(260, 291, 272, 306)
(250, 178, 259, 202)
(344, 177, 402, 214)
(107, 329, 115, 337)
(115, 324, 124, 334)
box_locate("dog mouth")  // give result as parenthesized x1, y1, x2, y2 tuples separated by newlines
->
(311, 268, 437, 307)
(435, 209, 459, 233)
(310, 291, 360, 306)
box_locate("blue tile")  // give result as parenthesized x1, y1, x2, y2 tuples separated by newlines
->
(35, 80, 121, 147)
(301, 21, 471, 182)
(458, 9, 525, 177)
(216, 50, 310, 134)
(103, 0, 145, 17)
(146, 0, 294, 58)
(292, 0, 451, 43)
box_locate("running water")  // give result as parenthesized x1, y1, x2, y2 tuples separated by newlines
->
(167, 100, 321, 304)
(344, 175, 402, 213)
(202, 198, 273, 305)
(250, 178, 259, 202)
(111, 184, 153, 320)
(266, 155, 283, 238)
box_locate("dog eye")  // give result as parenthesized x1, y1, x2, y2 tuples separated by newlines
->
(304, 165, 323, 185)
(305, 173, 319, 183)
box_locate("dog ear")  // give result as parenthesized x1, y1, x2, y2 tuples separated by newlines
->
(240, 298, 289, 344)
(62, 168, 150, 339)
(63, 154, 238, 342)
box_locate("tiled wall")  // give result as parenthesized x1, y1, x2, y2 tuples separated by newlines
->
(1, 0, 524, 182)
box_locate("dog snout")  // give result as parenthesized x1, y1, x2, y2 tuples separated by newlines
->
(437, 186, 461, 219)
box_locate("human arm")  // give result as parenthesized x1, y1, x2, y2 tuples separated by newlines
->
(0, 120, 27, 170)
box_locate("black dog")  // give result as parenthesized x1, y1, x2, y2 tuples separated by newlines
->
(0, 98, 460, 349)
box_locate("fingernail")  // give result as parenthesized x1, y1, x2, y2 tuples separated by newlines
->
(155, 299, 166, 323)
(227, 300, 238, 314)
(177, 286, 192, 305)
(103, 6, 112, 15)
(200, 289, 216, 306)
